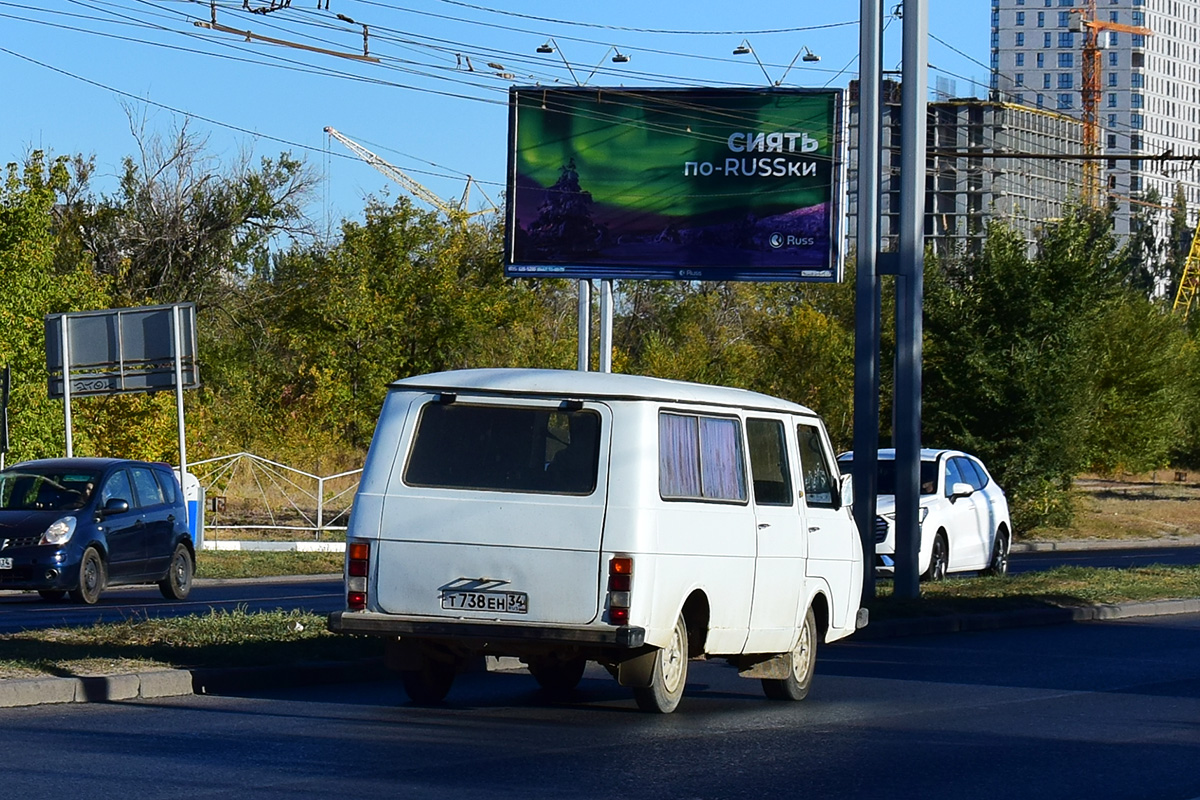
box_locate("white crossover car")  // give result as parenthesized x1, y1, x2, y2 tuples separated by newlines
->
(837, 449, 1012, 580)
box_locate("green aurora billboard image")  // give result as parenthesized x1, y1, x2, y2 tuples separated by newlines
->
(504, 87, 846, 282)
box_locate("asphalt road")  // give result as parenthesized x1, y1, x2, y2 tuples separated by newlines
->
(2, 612, 1197, 799)
(2, 545, 1198, 633)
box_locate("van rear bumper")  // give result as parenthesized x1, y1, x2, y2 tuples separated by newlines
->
(328, 610, 646, 648)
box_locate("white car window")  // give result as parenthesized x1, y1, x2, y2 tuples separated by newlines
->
(960, 458, 989, 491)
(943, 458, 966, 497)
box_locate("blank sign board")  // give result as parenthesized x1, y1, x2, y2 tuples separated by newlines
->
(45, 304, 199, 398)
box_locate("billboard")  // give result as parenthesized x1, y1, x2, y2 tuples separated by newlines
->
(504, 87, 846, 282)
(45, 304, 199, 399)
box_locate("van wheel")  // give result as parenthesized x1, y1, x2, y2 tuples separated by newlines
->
(158, 544, 194, 600)
(633, 615, 688, 714)
(922, 532, 948, 582)
(762, 607, 817, 701)
(400, 650, 456, 705)
(528, 656, 587, 695)
(70, 547, 106, 605)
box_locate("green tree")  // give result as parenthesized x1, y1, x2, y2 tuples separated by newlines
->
(1081, 296, 1186, 474)
(64, 117, 317, 309)
(923, 207, 1123, 530)
(0, 152, 109, 461)
(247, 198, 520, 451)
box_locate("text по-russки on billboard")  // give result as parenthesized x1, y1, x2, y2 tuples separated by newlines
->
(504, 87, 846, 283)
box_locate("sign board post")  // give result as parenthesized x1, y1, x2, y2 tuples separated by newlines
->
(0, 365, 9, 470)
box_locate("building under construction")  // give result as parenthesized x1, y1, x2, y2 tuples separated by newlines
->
(845, 80, 1084, 256)
(991, 0, 1200, 245)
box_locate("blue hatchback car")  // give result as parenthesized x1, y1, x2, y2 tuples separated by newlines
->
(0, 458, 194, 604)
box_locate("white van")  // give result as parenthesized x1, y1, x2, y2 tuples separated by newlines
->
(328, 368, 867, 713)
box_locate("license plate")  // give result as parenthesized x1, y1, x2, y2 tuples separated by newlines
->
(441, 590, 528, 614)
(0, 557, 11, 570)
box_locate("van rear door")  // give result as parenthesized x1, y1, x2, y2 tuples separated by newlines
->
(374, 395, 611, 626)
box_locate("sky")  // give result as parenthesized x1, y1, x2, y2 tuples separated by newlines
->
(1, 1, 992, 235)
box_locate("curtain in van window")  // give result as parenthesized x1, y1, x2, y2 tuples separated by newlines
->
(659, 413, 701, 498)
(659, 413, 746, 502)
(699, 416, 746, 501)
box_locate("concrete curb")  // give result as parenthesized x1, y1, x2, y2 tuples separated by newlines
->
(1011, 536, 1200, 553)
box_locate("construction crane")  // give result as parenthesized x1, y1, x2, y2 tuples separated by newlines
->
(1069, 1, 1152, 207)
(323, 126, 496, 219)
(1171, 220, 1200, 319)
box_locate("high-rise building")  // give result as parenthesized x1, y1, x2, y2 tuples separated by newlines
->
(846, 81, 1083, 256)
(990, 0, 1200, 244)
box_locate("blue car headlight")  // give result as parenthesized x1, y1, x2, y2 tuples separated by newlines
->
(40, 516, 77, 546)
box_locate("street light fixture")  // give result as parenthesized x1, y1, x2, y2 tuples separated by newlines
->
(733, 39, 821, 86)
(536, 39, 632, 86)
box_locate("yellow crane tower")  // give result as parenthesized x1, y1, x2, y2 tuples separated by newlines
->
(1069, 1, 1152, 207)
(1171, 221, 1200, 319)
(323, 126, 496, 220)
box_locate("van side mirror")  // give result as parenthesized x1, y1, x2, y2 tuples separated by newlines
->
(949, 482, 974, 500)
(99, 498, 130, 518)
(839, 473, 854, 509)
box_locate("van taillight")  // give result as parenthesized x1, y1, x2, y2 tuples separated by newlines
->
(347, 541, 370, 610)
(607, 556, 632, 625)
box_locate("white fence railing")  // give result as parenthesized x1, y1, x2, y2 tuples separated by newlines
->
(189, 452, 362, 540)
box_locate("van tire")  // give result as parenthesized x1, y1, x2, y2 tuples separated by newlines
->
(528, 656, 587, 695)
(400, 650, 456, 705)
(633, 614, 688, 714)
(762, 607, 817, 701)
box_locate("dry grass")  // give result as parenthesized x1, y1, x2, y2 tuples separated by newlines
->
(0, 609, 379, 680)
(1024, 471, 1200, 542)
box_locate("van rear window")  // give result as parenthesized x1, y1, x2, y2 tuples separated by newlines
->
(404, 402, 600, 495)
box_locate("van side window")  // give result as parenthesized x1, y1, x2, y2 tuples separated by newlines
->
(659, 412, 747, 503)
(747, 418, 793, 506)
(796, 424, 838, 508)
(405, 403, 600, 495)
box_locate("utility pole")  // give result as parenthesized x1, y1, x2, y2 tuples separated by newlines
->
(892, 0, 928, 600)
(853, 0, 884, 603)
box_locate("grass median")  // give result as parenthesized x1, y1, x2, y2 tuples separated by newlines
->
(196, 550, 344, 579)
(868, 564, 1200, 619)
(3, 560, 1199, 681)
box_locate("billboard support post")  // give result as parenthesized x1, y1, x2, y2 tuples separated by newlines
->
(577, 280, 592, 371)
(599, 280, 614, 373)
